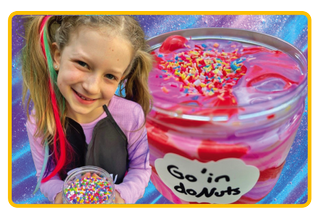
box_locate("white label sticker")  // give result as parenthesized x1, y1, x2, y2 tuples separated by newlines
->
(155, 153, 260, 204)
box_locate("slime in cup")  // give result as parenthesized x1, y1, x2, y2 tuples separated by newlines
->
(63, 166, 115, 204)
(146, 28, 307, 204)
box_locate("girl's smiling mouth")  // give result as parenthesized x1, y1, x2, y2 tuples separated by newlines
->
(72, 88, 97, 102)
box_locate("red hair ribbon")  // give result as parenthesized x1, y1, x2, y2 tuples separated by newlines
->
(38, 15, 67, 183)
(40, 15, 52, 60)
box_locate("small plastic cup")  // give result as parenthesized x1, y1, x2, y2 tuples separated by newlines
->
(63, 166, 115, 204)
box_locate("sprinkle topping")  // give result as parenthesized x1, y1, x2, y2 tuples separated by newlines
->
(64, 174, 114, 204)
(156, 43, 247, 100)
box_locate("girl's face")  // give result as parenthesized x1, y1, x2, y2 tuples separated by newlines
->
(53, 26, 132, 123)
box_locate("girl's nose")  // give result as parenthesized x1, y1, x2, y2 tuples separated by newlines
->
(82, 73, 101, 95)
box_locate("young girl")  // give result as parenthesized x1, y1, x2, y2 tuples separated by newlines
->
(21, 15, 153, 204)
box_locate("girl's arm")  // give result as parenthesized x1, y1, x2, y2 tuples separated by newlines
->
(26, 117, 64, 203)
(114, 104, 151, 204)
(114, 127, 151, 204)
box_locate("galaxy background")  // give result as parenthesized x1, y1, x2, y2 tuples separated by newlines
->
(10, 14, 308, 204)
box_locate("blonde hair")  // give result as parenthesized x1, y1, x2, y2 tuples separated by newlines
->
(22, 15, 153, 145)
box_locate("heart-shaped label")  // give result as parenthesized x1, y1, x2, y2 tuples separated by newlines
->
(155, 153, 260, 204)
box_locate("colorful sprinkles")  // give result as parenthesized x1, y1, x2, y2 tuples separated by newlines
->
(156, 43, 247, 100)
(64, 174, 114, 204)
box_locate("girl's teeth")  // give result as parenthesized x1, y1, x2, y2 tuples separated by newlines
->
(77, 92, 93, 101)
(81, 96, 93, 101)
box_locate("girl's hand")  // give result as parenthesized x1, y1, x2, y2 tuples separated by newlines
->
(54, 192, 63, 204)
(115, 191, 125, 204)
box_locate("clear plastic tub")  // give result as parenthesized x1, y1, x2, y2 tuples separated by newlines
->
(63, 166, 115, 204)
(146, 28, 307, 204)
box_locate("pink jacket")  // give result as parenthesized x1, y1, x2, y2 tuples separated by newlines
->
(27, 95, 151, 204)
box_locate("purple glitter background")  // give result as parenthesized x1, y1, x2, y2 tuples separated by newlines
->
(10, 15, 308, 204)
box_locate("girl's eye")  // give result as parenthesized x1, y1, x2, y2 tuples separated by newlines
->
(77, 61, 89, 68)
(105, 74, 116, 80)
